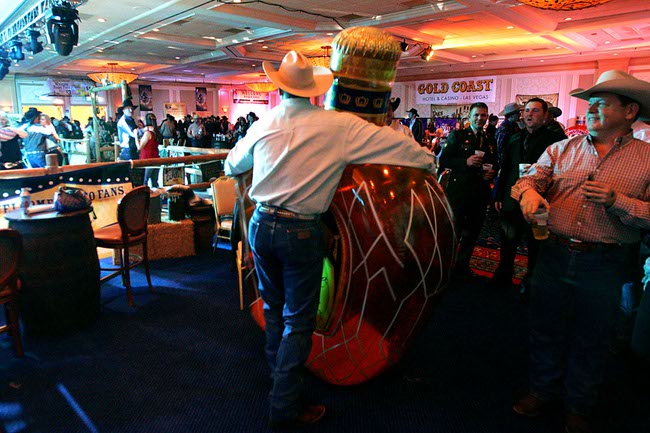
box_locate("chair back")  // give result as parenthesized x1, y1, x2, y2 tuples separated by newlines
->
(212, 176, 237, 218)
(117, 186, 151, 241)
(0, 229, 22, 289)
(438, 168, 451, 190)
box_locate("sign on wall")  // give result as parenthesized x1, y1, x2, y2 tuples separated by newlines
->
(139, 85, 153, 111)
(416, 76, 496, 105)
(232, 89, 269, 105)
(195, 87, 208, 112)
(163, 102, 187, 119)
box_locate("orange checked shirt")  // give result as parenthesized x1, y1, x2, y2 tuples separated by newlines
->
(511, 133, 650, 244)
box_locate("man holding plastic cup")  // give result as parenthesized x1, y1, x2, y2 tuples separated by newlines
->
(489, 98, 566, 293)
(510, 71, 650, 433)
(439, 102, 497, 278)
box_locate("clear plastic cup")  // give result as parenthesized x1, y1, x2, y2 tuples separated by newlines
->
(475, 150, 485, 158)
(482, 163, 493, 173)
(531, 208, 549, 240)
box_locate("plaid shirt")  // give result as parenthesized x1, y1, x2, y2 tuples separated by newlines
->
(511, 133, 650, 244)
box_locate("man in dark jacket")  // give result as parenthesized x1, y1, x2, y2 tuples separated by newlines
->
(439, 101, 497, 277)
(490, 97, 566, 292)
(407, 108, 424, 145)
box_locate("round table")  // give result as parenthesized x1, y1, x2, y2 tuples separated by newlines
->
(5, 208, 100, 335)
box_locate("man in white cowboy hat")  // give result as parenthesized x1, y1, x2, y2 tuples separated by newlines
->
(385, 97, 414, 139)
(225, 50, 434, 429)
(511, 70, 650, 433)
(117, 98, 139, 160)
(495, 102, 523, 167)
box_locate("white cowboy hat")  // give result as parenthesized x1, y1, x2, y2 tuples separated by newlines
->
(570, 70, 650, 120)
(262, 51, 333, 98)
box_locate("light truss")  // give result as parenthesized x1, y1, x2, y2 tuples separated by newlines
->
(0, 0, 87, 47)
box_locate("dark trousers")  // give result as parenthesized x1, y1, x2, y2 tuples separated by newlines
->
(451, 196, 489, 271)
(496, 209, 540, 285)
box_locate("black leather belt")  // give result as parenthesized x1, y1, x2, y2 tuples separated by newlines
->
(256, 204, 319, 221)
(548, 231, 623, 252)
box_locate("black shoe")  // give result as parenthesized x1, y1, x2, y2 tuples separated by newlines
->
(487, 273, 513, 290)
(268, 405, 326, 429)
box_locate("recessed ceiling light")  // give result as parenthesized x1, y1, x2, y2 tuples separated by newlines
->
(232, 39, 239, 43)
(480, 64, 485, 67)
(246, 42, 253, 45)
(471, 55, 476, 58)
(506, 26, 514, 29)
(540, 59, 544, 62)
(243, 37, 250, 41)
(327, 33, 334, 36)
(152, 28, 160, 32)
(613, 53, 618, 56)
(216, 38, 223, 43)
(604, 40, 611, 44)
(97, 49, 104, 52)
(175, 56, 181, 59)
(97, 18, 107, 23)
(555, 46, 561, 49)
(564, 17, 572, 21)
(131, 68, 135, 71)
(28, 56, 33, 59)
(262, 45, 268, 49)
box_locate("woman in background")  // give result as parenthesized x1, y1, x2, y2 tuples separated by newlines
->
(0, 112, 28, 170)
(40, 113, 65, 165)
(138, 113, 161, 187)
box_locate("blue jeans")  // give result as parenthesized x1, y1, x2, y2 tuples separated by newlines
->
(248, 209, 324, 422)
(529, 239, 627, 414)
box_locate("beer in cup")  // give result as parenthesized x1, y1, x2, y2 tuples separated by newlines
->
(482, 163, 493, 173)
(531, 208, 549, 240)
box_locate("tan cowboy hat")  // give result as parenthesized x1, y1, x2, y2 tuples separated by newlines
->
(262, 51, 333, 98)
(570, 70, 650, 120)
(498, 102, 523, 117)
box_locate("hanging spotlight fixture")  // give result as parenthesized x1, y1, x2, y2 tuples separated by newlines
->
(400, 39, 409, 52)
(45, 1, 81, 56)
(8, 39, 25, 62)
(0, 52, 10, 80)
(27, 30, 44, 54)
(419, 45, 434, 61)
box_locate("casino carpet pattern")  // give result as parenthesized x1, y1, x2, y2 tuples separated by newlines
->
(470, 207, 528, 281)
(0, 243, 647, 432)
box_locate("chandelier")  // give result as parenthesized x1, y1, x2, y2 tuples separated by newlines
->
(309, 46, 331, 69)
(87, 62, 139, 85)
(519, 0, 612, 11)
(246, 82, 278, 93)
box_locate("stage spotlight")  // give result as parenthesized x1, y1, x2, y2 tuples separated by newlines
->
(27, 30, 44, 54)
(46, 1, 81, 56)
(0, 53, 10, 80)
(400, 39, 409, 52)
(8, 39, 25, 61)
(420, 45, 434, 61)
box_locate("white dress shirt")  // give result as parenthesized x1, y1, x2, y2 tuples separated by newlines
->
(225, 98, 435, 214)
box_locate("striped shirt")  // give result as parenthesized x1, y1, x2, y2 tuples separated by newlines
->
(511, 133, 650, 244)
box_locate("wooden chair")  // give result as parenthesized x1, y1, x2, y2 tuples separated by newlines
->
(0, 229, 24, 357)
(94, 186, 153, 307)
(211, 176, 237, 246)
(438, 168, 451, 190)
(211, 176, 245, 309)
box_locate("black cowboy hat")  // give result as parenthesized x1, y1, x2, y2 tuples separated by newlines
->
(407, 108, 419, 116)
(389, 97, 401, 111)
(23, 107, 41, 123)
(120, 99, 137, 109)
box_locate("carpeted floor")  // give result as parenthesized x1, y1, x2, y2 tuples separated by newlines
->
(0, 247, 648, 433)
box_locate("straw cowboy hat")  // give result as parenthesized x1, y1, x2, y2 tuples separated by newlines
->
(262, 51, 333, 98)
(570, 70, 650, 120)
(498, 102, 523, 117)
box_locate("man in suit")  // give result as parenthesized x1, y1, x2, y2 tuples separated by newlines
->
(490, 98, 566, 294)
(407, 108, 424, 145)
(439, 101, 497, 277)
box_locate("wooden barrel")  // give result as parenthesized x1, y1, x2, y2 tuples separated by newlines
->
(5, 208, 100, 335)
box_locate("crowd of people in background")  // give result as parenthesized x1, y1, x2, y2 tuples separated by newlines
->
(0, 102, 262, 170)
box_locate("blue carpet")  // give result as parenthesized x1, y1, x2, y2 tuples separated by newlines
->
(0, 250, 647, 433)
